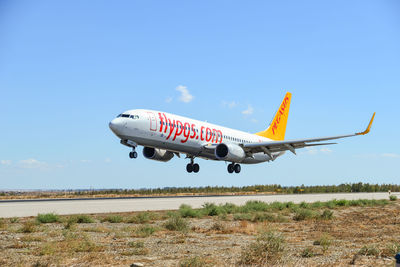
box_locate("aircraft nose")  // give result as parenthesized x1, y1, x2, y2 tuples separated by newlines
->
(109, 118, 121, 134)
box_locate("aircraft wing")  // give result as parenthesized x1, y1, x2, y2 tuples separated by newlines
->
(242, 113, 375, 158)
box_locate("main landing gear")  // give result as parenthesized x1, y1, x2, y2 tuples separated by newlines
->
(186, 158, 200, 173)
(227, 163, 241, 174)
(129, 148, 138, 159)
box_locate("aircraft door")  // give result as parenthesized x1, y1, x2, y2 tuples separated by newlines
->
(147, 112, 157, 132)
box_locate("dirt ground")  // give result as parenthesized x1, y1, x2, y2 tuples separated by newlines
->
(0, 201, 399, 266)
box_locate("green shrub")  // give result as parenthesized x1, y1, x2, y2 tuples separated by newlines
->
(37, 213, 60, 223)
(324, 200, 336, 209)
(202, 203, 221, 216)
(0, 218, 5, 229)
(240, 201, 270, 213)
(179, 204, 201, 218)
(358, 245, 380, 256)
(284, 202, 296, 209)
(101, 215, 123, 223)
(233, 213, 252, 221)
(135, 225, 156, 237)
(293, 209, 316, 221)
(301, 247, 315, 258)
(269, 201, 286, 211)
(319, 210, 334, 220)
(179, 256, 207, 267)
(164, 214, 189, 232)
(311, 201, 324, 208)
(390, 195, 397, 201)
(299, 201, 310, 209)
(220, 203, 237, 214)
(75, 215, 94, 223)
(335, 199, 349, 207)
(10, 217, 19, 223)
(313, 234, 332, 253)
(238, 231, 286, 265)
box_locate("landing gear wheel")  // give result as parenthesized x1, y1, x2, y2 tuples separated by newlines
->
(186, 163, 193, 173)
(129, 151, 138, 159)
(193, 163, 200, 173)
(234, 164, 241, 173)
(227, 163, 234, 173)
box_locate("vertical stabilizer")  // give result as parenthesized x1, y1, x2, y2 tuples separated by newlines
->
(255, 92, 292, 141)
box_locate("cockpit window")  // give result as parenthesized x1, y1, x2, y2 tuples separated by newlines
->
(117, 114, 139, 119)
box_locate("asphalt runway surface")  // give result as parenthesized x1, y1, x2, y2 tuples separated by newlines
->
(0, 192, 396, 218)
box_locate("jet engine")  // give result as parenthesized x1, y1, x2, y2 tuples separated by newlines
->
(143, 147, 174, 162)
(215, 143, 246, 162)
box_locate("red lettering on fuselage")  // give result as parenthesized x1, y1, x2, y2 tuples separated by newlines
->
(158, 113, 224, 144)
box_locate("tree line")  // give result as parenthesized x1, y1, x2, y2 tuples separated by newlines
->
(72, 182, 399, 196)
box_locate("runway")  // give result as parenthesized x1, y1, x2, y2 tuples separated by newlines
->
(0, 192, 395, 218)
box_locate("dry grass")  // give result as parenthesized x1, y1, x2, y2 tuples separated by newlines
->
(0, 200, 399, 266)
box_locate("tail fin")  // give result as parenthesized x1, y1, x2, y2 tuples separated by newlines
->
(255, 92, 292, 141)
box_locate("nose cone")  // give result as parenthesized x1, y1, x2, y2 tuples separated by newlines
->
(109, 118, 122, 135)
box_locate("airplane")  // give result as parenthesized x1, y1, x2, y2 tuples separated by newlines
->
(109, 92, 375, 174)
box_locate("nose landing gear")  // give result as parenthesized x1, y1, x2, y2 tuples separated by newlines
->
(227, 163, 241, 173)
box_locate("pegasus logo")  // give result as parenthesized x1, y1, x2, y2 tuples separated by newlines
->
(271, 96, 290, 135)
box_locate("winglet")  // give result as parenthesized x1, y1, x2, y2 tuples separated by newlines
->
(356, 112, 375, 135)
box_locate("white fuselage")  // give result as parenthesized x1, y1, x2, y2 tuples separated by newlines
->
(109, 109, 283, 164)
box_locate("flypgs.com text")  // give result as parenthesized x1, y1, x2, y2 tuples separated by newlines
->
(158, 113, 223, 144)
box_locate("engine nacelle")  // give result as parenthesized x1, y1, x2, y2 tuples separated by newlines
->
(215, 143, 246, 162)
(143, 147, 174, 162)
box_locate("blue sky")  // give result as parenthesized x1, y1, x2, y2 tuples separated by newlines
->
(1, 0, 399, 189)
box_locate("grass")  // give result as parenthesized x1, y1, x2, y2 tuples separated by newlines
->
(202, 203, 223, 216)
(128, 240, 144, 248)
(238, 231, 286, 265)
(101, 215, 123, 223)
(179, 204, 201, 218)
(293, 209, 316, 221)
(179, 256, 208, 267)
(19, 221, 36, 233)
(164, 213, 189, 232)
(382, 242, 400, 257)
(135, 224, 157, 237)
(313, 234, 332, 254)
(319, 209, 334, 220)
(358, 245, 380, 256)
(37, 213, 60, 224)
(301, 247, 315, 258)
(127, 211, 156, 223)
(9, 217, 19, 223)
(390, 195, 397, 201)
(0, 218, 4, 229)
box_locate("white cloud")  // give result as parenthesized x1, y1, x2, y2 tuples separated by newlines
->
(80, 160, 92, 163)
(176, 85, 193, 103)
(0, 160, 12, 166)
(104, 158, 112, 163)
(381, 153, 400, 158)
(251, 118, 258, 123)
(18, 159, 48, 169)
(165, 96, 173, 103)
(222, 101, 238, 109)
(242, 105, 254, 115)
